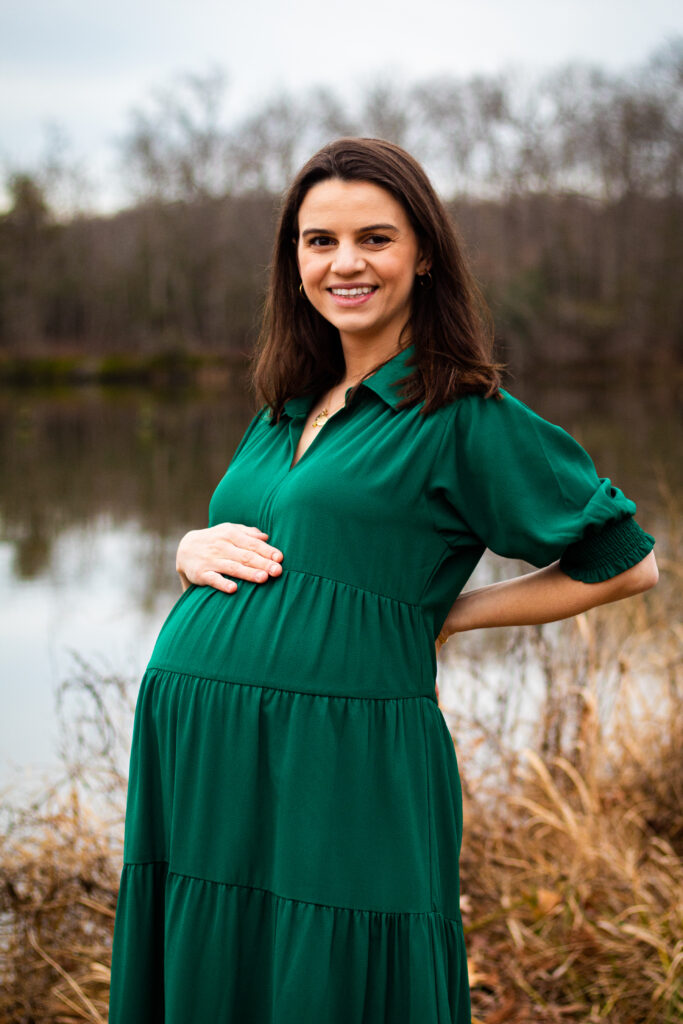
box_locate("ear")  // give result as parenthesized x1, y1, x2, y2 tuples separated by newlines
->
(416, 248, 432, 276)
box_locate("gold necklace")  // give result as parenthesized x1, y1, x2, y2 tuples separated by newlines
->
(312, 408, 330, 429)
(311, 389, 345, 429)
(312, 378, 359, 428)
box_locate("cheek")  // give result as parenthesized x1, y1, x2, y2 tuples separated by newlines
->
(299, 254, 323, 284)
(383, 251, 419, 286)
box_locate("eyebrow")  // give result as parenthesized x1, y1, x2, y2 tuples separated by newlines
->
(301, 223, 399, 237)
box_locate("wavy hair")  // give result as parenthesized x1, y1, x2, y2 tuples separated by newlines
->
(250, 137, 504, 419)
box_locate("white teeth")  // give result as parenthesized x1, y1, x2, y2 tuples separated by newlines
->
(330, 287, 376, 296)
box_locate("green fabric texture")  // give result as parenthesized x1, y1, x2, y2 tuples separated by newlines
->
(559, 514, 656, 583)
(108, 342, 654, 1023)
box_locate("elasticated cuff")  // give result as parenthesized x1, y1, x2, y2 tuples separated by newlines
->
(559, 514, 656, 583)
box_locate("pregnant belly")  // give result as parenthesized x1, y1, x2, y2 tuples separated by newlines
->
(148, 571, 434, 699)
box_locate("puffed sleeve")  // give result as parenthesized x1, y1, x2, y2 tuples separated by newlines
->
(430, 389, 655, 583)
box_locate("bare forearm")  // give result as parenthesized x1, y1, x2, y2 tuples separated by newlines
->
(444, 551, 658, 635)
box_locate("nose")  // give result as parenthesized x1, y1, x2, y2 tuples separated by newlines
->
(331, 242, 366, 275)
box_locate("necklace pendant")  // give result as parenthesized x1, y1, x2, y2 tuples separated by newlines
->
(312, 407, 329, 429)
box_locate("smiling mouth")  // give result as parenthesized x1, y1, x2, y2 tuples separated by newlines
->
(328, 286, 378, 297)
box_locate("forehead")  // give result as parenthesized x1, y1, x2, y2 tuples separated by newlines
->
(297, 179, 410, 231)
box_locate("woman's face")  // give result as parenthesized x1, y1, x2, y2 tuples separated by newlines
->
(296, 178, 429, 350)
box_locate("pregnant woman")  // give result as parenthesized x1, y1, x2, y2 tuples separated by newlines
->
(108, 137, 658, 1023)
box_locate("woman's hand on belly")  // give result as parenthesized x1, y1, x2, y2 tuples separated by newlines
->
(175, 523, 284, 594)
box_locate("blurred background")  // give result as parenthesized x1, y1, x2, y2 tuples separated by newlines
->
(0, 3, 681, 1022)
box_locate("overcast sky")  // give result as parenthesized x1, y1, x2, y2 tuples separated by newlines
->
(1, 0, 681, 210)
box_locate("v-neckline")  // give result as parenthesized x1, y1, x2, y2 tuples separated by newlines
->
(288, 391, 352, 472)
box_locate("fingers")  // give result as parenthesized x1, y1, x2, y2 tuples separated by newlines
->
(217, 557, 282, 585)
(177, 523, 286, 594)
(201, 525, 284, 593)
(201, 570, 240, 595)
(240, 524, 282, 565)
(219, 523, 284, 565)
(235, 540, 284, 571)
(202, 561, 280, 594)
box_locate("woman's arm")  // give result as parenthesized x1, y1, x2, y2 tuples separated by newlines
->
(440, 549, 658, 638)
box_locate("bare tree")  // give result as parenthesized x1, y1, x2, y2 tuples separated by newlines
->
(411, 72, 511, 195)
(119, 67, 231, 202)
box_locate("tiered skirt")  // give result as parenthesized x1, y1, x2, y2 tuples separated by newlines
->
(108, 574, 471, 1023)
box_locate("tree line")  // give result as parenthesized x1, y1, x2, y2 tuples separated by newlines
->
(0, 39, 680, 376)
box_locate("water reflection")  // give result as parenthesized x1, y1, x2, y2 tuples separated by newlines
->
(0, 376, 678, 789)
(0, 388, 255, 594)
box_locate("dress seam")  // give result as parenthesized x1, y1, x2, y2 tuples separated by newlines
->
(280, 565, 421, 609)
(121, 861, 462, 925)
(419, 698, 435, 911)
(145, 662, 438, 702)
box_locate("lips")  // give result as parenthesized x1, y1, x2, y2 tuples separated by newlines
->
(328, 285, 378, 296)
(326, 284, 379, 307)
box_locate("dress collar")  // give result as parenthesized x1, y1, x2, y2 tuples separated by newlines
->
(282, 342, 416, 420)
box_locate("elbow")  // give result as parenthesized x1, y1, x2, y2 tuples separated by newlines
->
(621, 550, 659, 595)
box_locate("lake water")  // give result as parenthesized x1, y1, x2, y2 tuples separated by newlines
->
(0, 373, 678, 800)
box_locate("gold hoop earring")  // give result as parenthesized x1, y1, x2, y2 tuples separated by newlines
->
(299, 282, 305, 297)
(418, 270, 433, 289)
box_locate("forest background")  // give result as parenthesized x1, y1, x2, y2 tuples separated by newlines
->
(1, 40, 681, 382)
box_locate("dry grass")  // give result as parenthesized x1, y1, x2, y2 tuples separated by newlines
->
(0, 657, 131, 1023)
(460, 711, 682, 1024)
(1, 518, 681, 1022)
(0, 788, 118, 1023)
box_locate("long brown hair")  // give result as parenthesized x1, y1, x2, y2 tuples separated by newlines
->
(250, 137, 504, 420)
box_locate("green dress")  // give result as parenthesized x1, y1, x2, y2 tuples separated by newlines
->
(108, 342, 654, 1023)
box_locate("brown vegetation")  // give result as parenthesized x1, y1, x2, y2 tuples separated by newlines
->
(0, 501, 680, 1022)
(459, 705, 682, 1023)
